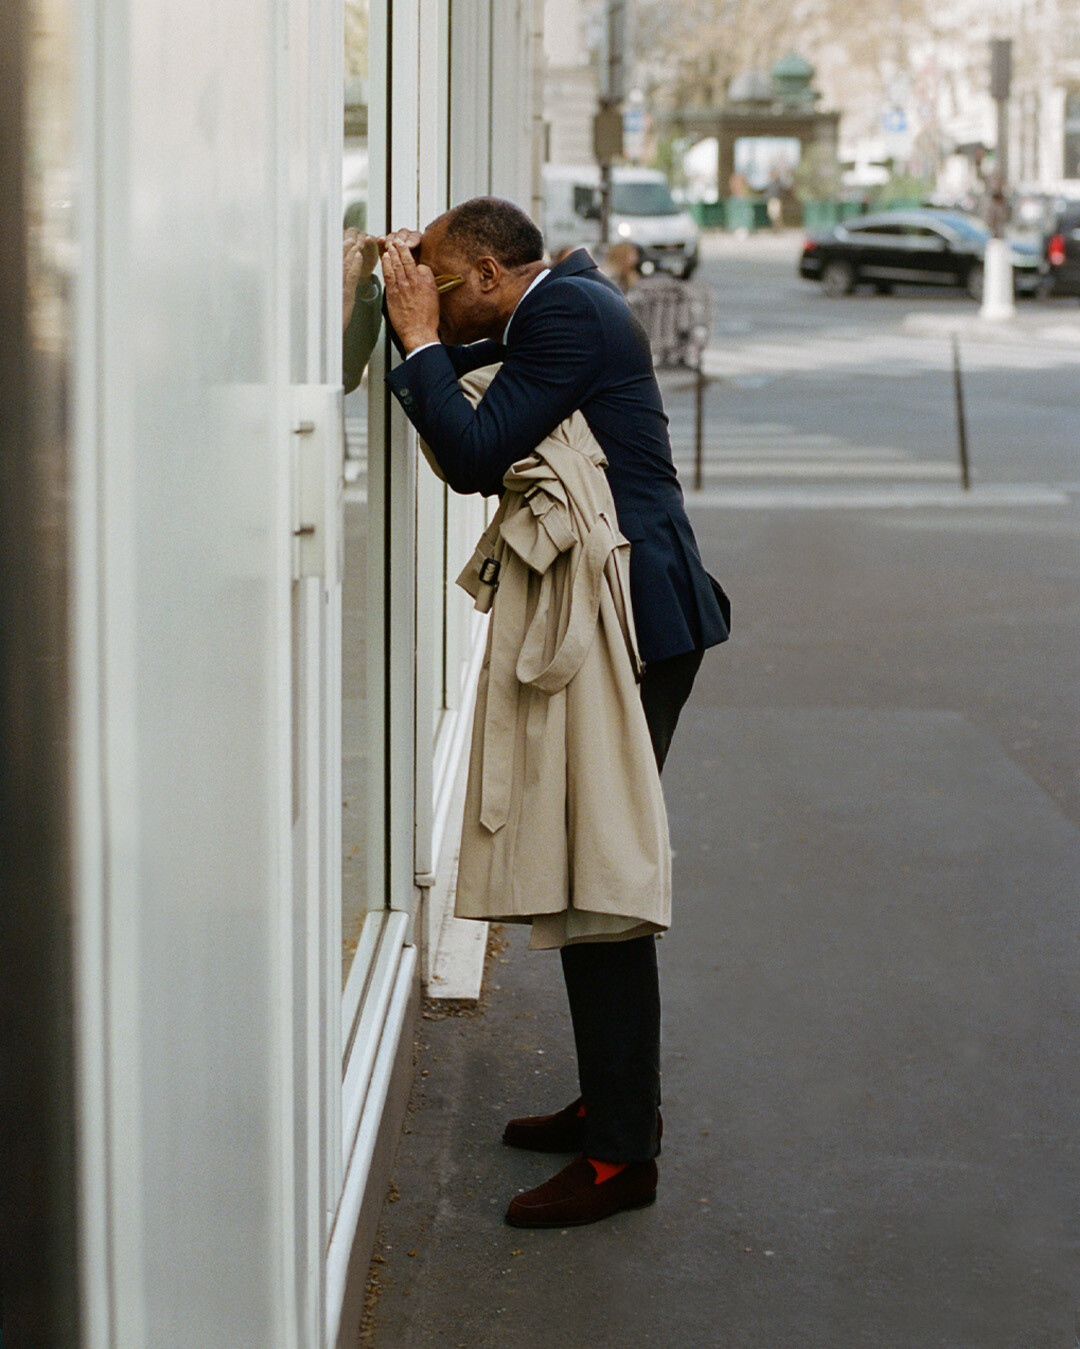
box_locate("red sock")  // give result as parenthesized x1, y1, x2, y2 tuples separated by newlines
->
(587, 1158, 628, 1183)
(578, 1106, 629, 1181)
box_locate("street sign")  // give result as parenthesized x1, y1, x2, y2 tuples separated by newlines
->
(593, 107, 623, 162)
(990, 38, 1012, 102)
(623, 104, 645, 161)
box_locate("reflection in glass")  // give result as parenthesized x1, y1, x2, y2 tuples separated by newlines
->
(12, 0, 80, 1333)
(342, 0, 375, 977)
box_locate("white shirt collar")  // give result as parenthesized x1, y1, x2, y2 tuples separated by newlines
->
(502, 268, 550, 344)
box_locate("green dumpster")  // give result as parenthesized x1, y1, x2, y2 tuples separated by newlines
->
(691, 200, 726, 229)
(801, 200, 840, 230)
(725, 198, 769, 232)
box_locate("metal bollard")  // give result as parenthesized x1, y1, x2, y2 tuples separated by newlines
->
(951, 333, 971, 491)
(692, 319, 711, 492)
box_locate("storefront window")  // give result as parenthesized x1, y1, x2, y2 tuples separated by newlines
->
(10, 0, 81, 1330)
(342, 0, 380, 979)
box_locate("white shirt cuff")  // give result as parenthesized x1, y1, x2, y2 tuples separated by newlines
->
(406, 341, 440, 359)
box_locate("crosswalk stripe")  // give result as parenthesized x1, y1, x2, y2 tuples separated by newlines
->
(670, 429, 878, 449)
(682, 447, 908, 460)
(674, 460, 959, 479)
(668, 417, 955, 486)
(664, 413, 1067, 504)
(686, 484, 1070, 510)
(699, 331, 1080, 379)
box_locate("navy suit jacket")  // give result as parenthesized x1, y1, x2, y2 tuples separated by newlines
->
(385, 249, 729, 664)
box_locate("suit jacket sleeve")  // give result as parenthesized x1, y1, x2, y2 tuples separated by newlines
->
(384, 283, 605, 496)
(382, 298, 503, 377)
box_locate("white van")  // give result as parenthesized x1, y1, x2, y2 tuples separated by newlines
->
(541, 164, 700, 278)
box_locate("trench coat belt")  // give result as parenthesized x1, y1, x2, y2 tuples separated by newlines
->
(479, 509, 634, 834)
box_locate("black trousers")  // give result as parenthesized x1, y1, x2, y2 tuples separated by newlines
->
(559, 647, 703, 1163)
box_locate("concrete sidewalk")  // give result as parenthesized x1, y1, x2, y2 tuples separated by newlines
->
(362, 492, 1080, 1348)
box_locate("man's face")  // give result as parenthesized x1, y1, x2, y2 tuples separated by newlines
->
(418, 219, 498, 346)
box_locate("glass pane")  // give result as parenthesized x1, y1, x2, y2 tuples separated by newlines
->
(13, 0, 80, 1332)
(342, 0, 379, 978)
(91, 0, 283, 1331)
(436, 481, 449, 727)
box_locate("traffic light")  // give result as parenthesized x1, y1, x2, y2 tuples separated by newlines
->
(990, 38, 1012, 103)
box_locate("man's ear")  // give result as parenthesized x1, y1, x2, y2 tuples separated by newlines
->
(476, 255, 501, 292)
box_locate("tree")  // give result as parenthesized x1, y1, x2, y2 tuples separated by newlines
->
(631, 0, 944, 126)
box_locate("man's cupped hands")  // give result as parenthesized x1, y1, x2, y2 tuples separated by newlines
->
(379, 228, 440, 353)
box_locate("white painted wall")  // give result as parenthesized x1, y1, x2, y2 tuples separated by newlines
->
(64, 0, 543, 1344)
(76, 0, 308, 1337)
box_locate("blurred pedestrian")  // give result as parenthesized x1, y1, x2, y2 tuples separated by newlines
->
(767, 175, 783, 230)
(601, 240, 643, 294)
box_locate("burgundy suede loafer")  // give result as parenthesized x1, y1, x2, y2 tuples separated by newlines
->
(505, 1155, 658, 1229)
(502, 1097, 588, 1152)
(502, 1099, 663, 1154)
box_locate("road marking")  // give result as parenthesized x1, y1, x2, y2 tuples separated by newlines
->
(693, 446, 907, 461)
(674, 427, 903, 456)
(665, 416, 1070, 507)
(685, 484, 1070, 510)
(681, 460, 959, 479)
(699, 329, 1080, 379)
(669, 419, 961, 487)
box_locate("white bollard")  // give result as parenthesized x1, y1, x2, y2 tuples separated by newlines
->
(980, 237, 1015, 321)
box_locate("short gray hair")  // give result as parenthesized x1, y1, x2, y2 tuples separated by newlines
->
(442, 198, 544, 269)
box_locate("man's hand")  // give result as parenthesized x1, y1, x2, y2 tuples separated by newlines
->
(379, 232, 441, 353)
(343, 228, 379, 332)
(377, 227, 422, 256)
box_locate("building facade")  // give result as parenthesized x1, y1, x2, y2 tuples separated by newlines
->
(542, 0, 600, 165)
(0, 0, 543, 1344)
(812, 0, 1080, 195)
(1005, 0, 1080, 185)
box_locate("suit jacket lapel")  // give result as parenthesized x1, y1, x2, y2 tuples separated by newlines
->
(504, 249, 604, 347)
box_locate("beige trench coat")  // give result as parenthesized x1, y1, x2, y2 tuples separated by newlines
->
(450, 369, 671, 949)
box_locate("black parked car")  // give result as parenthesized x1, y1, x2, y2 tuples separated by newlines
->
(799, 208, 1045, 299)
(1043, 201, 1080, 297)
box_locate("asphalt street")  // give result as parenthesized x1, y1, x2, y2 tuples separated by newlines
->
(361, 232, 1080, 1349)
